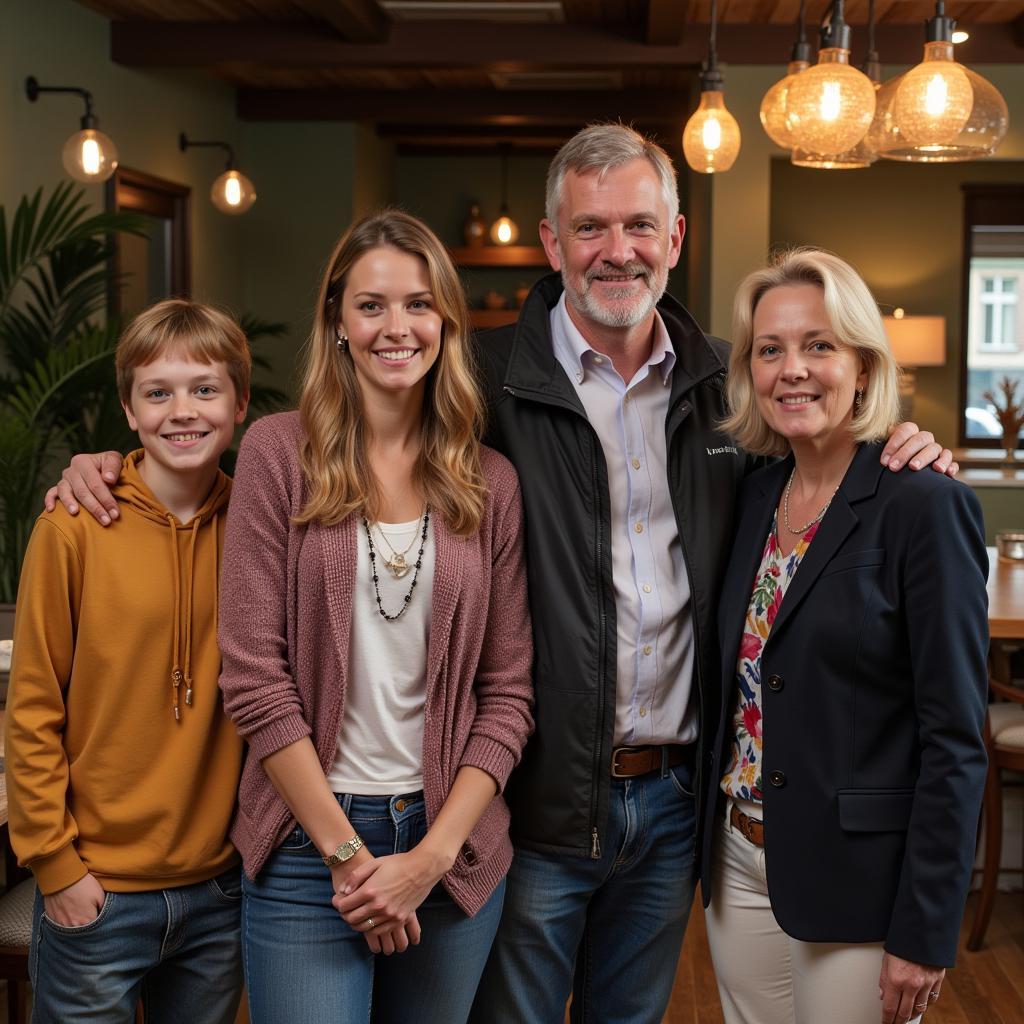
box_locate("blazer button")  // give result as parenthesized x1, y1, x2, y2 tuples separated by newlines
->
(768, 769, 787, 788)
(767, 674, 784, 692)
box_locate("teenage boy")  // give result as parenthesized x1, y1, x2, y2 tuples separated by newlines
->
(6, 299, 250, 1024)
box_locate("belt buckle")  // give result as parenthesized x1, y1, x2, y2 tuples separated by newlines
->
(610, 746, 639, 778)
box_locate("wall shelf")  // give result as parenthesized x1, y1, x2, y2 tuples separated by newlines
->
(451, 246, 547, 267)
(470, 309, 520, 329)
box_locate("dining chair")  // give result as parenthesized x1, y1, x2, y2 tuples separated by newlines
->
(0, 877, 35, 1024)
(967, 675, 1024, 951)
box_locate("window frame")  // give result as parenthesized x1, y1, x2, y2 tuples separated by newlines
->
(958, 183, 1024, 449)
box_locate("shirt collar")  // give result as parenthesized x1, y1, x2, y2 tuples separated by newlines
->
(550, 291, 676, 387)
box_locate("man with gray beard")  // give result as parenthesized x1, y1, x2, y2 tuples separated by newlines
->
(470, 123, 950, 1024)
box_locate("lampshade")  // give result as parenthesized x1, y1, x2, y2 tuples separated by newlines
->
(787, 48, 876, 154)
(870, 1, 1008, 162)
(684, 88, 742, 174)
(210, 169, 257, 215)
(791, 141, 874, 170)
(883, 313, 946, 367)
(62, 127, 118, 183)
(761, 59, 811, 149)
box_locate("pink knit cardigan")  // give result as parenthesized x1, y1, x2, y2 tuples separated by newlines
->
(218, 412, 534, 916)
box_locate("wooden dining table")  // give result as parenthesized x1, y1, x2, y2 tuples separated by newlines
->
(988, 548, 1024, 642)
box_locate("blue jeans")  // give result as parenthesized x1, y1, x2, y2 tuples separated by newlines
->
(242, 791, 505, 1024)
(472, 757, 697, 1024)
(29, 867, 243, 1024)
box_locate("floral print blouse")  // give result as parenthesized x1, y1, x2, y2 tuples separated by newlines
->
(720, 510, 818, 803)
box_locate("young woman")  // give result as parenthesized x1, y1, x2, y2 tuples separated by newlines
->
(217, 210, 534, 1022)
(700, 249, 988, 1024)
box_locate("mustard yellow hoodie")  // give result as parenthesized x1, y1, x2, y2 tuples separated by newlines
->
(5, 451, 242, 895)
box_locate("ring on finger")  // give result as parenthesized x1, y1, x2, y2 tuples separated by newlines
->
(928, 991, 940, 1001)
(367, 916, 375, 929)
(914, 1003, 928, 1012)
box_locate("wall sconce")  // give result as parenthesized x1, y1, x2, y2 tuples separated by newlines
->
(179, 133, 257, 215)
(490, 146, 519, 246)
(25, 76, 119, 183)
(883, 308, 946, 411)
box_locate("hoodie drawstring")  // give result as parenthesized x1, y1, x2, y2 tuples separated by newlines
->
(167, 513, 203, 721)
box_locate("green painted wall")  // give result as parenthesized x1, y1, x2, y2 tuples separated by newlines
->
(2, 0, 248, 311)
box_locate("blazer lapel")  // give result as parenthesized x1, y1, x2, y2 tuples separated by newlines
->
(718, 457, 791, 700)
(767, 443, 883, 644)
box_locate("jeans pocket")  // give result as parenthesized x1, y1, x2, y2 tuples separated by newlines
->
(668, 762, 695, 799)
(207, 866, 243, 904)
(41, 891, 115, 935)
(279, 824, 312, 850)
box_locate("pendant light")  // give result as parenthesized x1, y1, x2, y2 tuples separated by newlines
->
(785, 0, 876, 156)
(179, 133, 257, 215)
(870, 0, 1008, 162)
(25, 76, 119, 183)
(791, 0, 880, 170)
(760, 0, 812, 149)
(682, 0, 741, 175)
(490, 146, 519, 246)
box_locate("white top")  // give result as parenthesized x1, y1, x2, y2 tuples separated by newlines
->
(328, 515, 435, 795)
(550, 294, 697, 747)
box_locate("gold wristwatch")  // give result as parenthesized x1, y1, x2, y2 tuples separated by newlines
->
(322, 834, 365, 867)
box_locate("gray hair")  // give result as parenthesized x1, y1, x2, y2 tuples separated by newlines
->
(545, 123, 680, 227)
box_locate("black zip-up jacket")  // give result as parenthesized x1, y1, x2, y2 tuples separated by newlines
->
(478, 274, 760, 859)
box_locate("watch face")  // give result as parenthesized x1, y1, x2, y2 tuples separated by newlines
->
(338, 843, 355, 861)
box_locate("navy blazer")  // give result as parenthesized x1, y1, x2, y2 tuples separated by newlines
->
(699, 441, 989, 968)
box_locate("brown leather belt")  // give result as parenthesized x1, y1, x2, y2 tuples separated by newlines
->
(610, 744, 690, 778)
(730, 803, 765, 847)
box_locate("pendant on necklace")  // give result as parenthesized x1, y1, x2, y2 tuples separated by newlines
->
(384, 554, 410, 579)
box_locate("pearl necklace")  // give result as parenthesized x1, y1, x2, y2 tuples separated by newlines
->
(782, 469, 839, 537)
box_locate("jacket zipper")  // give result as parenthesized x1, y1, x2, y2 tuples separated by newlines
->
(504, 383, 610, 859)
(666, 397, 706, 839)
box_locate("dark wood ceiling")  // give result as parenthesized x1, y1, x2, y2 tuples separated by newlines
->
(74, 0, 1024, 149)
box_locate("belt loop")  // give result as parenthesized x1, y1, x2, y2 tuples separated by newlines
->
(340, 792, 352, 817)
(660, 744, 670, 779)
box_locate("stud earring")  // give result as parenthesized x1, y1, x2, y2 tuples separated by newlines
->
(336, 331, 348, 351)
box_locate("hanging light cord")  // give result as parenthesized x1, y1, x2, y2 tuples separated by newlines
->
(708, 0, 718, 72)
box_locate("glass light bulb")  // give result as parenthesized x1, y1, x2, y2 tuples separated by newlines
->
(683, 90, 741, 174)
(210, 170, 257, 215)
(871, 61, 1008, 162)
(489, 214, 519, 246)
(893, 43, 972, 147)
(61, 128, 118, 183)
(787, 48, 876, 155)
(760, 60, 810, 148)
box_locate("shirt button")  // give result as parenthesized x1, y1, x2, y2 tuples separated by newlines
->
(639, 706, 647, 717)
(632, 458, 641, 470)
(593, 355, 604, 365)
(634, 523, 643, 534)
(576, 371, 584, 383)
(643, 645, 652, 655)
(767, 674, 784, 692)
(768, 770, 787, 788)
(642, 584, 652, 594)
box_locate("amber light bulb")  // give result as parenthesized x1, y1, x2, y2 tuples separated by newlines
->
(211, 170, 257, 215)
(683, 84, 741, 174)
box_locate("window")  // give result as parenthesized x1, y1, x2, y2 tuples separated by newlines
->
(960, 186, 1024, 445)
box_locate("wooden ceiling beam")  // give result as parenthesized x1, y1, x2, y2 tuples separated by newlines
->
(109, 19, 1022, 68)
(646, 0, 689, 44)
(289, 0, 389, 42)
(237, 87, 689, 123)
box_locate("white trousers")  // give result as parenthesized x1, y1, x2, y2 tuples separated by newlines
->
(705, 798, 921, 1024)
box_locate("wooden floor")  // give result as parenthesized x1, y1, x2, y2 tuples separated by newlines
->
(663, 888, 1024, 1024)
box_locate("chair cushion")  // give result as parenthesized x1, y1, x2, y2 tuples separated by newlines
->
(0, 879, 36, 948)
(990, 702, 1024, 751)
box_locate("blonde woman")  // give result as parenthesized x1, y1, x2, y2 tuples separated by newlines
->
(699, 250, 988, 1024)
(217, 210, 533, 1022)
